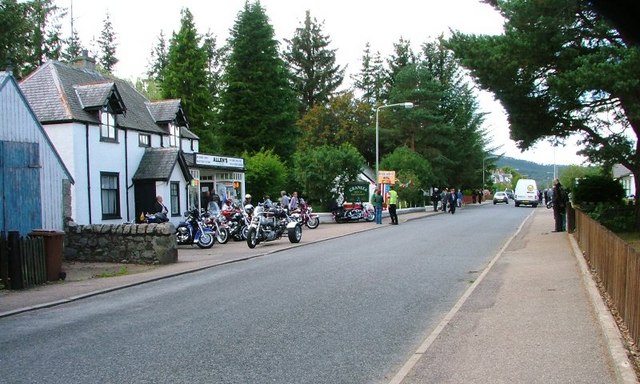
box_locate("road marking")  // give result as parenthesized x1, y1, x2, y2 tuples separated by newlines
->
(387, 210, 535, 384)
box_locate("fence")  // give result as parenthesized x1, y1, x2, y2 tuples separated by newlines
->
(0, 232, 47, 290)
(574, 210, 640, 348)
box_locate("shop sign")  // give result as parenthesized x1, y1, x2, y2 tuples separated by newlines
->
(344, 182, 370, 202)
(195, 154, 244, 169)
(377, 170, 396, 184)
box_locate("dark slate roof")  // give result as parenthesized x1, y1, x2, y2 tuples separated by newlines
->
(19, 60, 195, 138)
(132, 148, 192, 182)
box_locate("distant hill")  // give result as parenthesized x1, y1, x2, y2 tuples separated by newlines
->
(495, 157, 567, 189)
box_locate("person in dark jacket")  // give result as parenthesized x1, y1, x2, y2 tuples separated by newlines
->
(448, 188, 457, 214)
(552, 179, 568, 231)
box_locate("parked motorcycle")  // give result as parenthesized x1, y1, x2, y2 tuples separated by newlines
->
(203, 203, 230, 244)
(222, 202, 251, 241)
(331, 201, 375, 223)
(176, 209, 215, 249)
(246, 203, 302, 248)
(289, 199, 320, 229)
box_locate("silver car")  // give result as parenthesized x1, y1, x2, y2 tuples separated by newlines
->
(493, 191, 509, 204)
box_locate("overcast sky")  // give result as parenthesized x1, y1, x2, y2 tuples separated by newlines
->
(56, 0, 587, 166)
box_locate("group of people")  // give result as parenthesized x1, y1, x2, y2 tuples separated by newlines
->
(370, 185, 399, 225)
(430, 187, 463, 214)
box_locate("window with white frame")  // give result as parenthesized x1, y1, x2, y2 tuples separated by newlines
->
(169, 122, 179, 147)
(100, 108, 117, 141)
(100, 172, 120, 219)
(170, 182, 180, 216)
(139, 133, 150, 147)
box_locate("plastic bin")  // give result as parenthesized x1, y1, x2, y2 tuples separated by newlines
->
(29, 229, 65, 281)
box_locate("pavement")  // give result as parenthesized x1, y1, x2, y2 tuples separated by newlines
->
(0, 204, 637, 383)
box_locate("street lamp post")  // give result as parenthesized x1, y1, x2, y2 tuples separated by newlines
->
(375, 102, 414, 185)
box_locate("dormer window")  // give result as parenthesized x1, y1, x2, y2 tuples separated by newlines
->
(100, 108, 117, 142)
(169, 122, 179, 147)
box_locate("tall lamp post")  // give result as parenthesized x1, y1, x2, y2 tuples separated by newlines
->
(375, 102, 414, 185)
(482, 155, 493, 190)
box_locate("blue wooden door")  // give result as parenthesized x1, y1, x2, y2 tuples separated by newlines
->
(0, 141, 41, 236)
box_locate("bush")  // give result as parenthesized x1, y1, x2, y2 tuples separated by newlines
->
(585, 203, 636, 232)
(572, 175, 625, 205)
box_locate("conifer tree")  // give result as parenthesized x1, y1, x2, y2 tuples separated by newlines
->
(218, 1, 298, 160)
(162, 8, 216, 152)
(97, 12, 118, 73)
(352, 43, 386, 105)
(284, 10, 344, 113)
(147, 30, 168, 82)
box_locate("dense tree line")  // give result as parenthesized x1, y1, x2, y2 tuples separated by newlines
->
(3, 0, 513, 208)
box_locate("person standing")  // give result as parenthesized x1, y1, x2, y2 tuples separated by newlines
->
(441, 188, 449, 212)
(280, 190, 290, 210)
(289, 191, 299, 211)
(388, 185, 399, 225)
(552, 179, 568, 231)
(371, 188, 384, 224)
(432, 188, 440, 211)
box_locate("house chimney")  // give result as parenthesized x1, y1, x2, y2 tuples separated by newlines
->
(72, 50, 96, 71)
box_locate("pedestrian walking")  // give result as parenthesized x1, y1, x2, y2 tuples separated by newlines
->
(448, 188, 457, 214)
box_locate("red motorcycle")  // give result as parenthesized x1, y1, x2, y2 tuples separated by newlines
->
(289, 200, 320, 229)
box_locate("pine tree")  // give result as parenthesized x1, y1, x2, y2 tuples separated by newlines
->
(284, 10, 344, 114)
(147, 30, 168, 82)
(62, 28, 83, 62)
(162, 8, 216, 152)
(384, 37, 417, 100)
(1, 0, 65, 78)
(218, 1, 298, 161)
(352, 42, 386, 105)
(97, 12, 118, 73)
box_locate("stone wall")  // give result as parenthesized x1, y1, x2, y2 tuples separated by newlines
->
(64, 221, 177, 265)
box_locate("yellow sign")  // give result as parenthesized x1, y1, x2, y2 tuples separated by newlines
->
(377, 170, 396, 184)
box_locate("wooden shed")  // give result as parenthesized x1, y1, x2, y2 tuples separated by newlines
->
(0, 72, 73, 236)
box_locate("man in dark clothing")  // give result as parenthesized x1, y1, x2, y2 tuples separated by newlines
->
(448, 188, 457, 214)
(431, 188, 440, 211)
(552, 179, 568, 231)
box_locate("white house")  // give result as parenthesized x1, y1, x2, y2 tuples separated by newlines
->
(0, 71, 73, 235)
(19, 54, 245, 226)
(613, 163, 636, 198)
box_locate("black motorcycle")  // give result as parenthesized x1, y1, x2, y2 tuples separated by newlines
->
(246, 203, 302, 248)
(331, 201, 376, 223)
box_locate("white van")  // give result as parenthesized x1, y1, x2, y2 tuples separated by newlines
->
(514, 179, 539, 207)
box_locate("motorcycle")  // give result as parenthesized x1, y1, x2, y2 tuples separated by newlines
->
(176, 209, 216, 249)
(222, 202, 251, 241)
(331, 201, 375, 223)
(203, 203, 230, 244)
(246, 203, 302, 249)
(289, 199, 320, 229)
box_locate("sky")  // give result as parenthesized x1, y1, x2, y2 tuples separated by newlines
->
(56, 0, 588, 166)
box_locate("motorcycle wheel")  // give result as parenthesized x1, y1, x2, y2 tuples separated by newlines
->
(216, 227, 229, 244)
(305, 216, 320, 229)
(240, 225, 249, 240)
(197, 232, 215, 249)
(175, 228, 191, 244)
(365, 212, 375, 222)
(247, 227, 258, 249)
(288, 224, 302, 243)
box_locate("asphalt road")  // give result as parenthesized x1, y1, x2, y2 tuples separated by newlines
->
(0, 204, 532, 383)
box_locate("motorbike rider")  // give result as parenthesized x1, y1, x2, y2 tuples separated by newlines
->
(243, 194, 252, 206)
